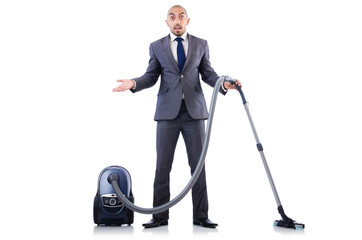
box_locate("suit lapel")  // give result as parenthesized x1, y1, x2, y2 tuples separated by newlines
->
(182, 34, 192, 73)
(162, 35, 180, 73)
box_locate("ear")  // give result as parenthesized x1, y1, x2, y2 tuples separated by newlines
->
(186, 18, 190, 25)
(165, 20, 170, 27)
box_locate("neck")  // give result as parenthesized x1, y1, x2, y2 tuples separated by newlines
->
(170, 32, 187, 39)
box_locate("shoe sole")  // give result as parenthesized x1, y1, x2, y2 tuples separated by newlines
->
(143, 221, 168, 228)
(193, 221, 218, 228)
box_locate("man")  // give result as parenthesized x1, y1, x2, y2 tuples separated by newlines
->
(113, 5, 241, 228)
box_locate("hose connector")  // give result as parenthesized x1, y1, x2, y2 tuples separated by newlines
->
(222, 75, 236, 84)
(107, 173, 120, 184)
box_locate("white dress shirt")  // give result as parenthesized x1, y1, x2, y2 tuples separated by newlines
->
(169, 32, 189, 63)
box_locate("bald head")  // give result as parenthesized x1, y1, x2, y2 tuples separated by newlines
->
(167, 5, 188, 18)
(165, 5, 190, 36)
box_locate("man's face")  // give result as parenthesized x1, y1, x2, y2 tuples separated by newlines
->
(165, 7, 190, 36)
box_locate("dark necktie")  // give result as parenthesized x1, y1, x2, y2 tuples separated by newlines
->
(175, 37, 186, 72)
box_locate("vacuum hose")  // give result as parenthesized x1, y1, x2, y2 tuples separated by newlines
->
(109, 76, 236, 214)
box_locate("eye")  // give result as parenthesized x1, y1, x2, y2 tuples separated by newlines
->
(179, 16, 184, 20)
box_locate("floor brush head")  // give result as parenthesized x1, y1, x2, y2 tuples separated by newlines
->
(274, 219, 305, 230)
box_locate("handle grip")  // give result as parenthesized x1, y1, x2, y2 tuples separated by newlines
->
(223, 76, 247, 105)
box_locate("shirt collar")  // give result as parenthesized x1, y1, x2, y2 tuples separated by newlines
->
(170, 32, 188, 42)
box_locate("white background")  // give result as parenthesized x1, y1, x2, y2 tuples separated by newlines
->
(1, 0, 361, 239)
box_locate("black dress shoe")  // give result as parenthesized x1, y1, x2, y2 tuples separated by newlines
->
(193, 218, 218, 228)
(142, 218, 168, 228)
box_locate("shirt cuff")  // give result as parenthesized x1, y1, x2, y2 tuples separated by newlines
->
(131, 80, 136, 90)
(221, 82, 228, 93)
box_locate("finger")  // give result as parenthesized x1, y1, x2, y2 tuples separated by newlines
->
(116, 79, 125, 82)
(235, 80, 242, 87)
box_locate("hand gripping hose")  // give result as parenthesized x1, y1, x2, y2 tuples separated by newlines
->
(108, 76, 234, 214)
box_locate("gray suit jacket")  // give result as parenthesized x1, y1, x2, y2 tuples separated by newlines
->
(132, 34, 225, 120)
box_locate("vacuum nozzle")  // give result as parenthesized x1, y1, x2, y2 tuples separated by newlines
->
(275, 205, 305, 230)
(274, 219, 305, 230)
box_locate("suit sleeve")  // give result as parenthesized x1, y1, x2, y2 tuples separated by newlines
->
(130, 43, 161, 93)
(198, 41, 226, 95)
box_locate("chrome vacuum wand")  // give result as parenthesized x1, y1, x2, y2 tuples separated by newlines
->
(226, 77, 305, 230)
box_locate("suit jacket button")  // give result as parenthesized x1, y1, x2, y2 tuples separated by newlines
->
(181, 75, 184, 78)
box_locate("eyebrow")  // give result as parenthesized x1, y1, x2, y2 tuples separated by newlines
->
(169, 12, 186, 16)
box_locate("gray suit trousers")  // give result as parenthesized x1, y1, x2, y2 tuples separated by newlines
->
(153, 100, 208, 220)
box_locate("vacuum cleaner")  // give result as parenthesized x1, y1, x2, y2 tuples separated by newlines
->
(93, 166, 134, 226)
(94, 76, 305, 230)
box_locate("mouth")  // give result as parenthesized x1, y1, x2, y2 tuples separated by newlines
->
(174, 25, 182, 31)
